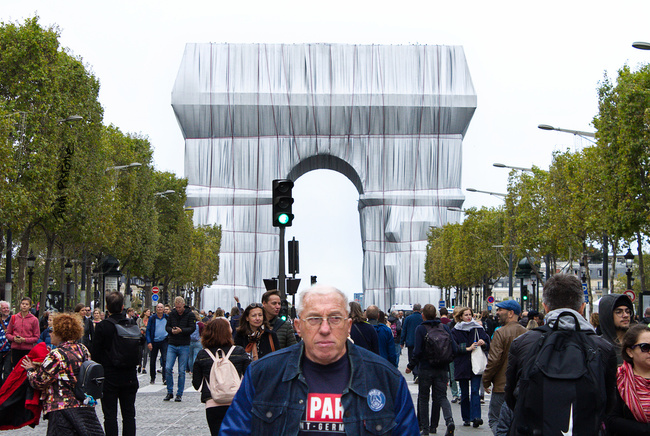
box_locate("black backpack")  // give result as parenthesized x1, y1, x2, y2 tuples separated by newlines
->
(107, 317, 143, 368)
(510, 311, 607, 436)
(423, 323, 454, 366)
(75, 359, 104, 404)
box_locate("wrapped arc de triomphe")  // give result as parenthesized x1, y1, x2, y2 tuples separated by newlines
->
(171, 43, 476, 311)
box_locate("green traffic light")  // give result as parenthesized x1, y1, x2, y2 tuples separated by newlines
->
(280, 315, 287, 322)
(278, 213, 290, 225)
(523, 295, 528, 300)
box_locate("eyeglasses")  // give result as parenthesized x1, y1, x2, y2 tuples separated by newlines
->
(246, 303, 263, 310)
(632, 343, 650, 353)
(303, 316, 347, 327)
(614, 308, 632, 316)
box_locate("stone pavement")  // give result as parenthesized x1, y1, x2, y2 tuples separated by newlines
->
(15, 348, 494, 435)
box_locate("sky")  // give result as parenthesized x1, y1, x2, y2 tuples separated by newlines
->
(4, 1, 650, 301)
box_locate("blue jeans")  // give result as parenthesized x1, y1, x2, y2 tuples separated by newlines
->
(166, 344, 189, 396)
(189, 340, 202, 370)
(458, 374, 482, 422)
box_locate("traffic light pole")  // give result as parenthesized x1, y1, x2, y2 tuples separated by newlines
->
(279, 226, 286, 299)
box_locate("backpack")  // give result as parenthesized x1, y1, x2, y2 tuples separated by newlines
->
(423, 323, 454, 366)
(511, 311, 607, 436)
(390, 322, 398, 339)
(190, 322, 201, 342)
(203, 346, 241, 404)
(75, 359, 105, 405)
(107, 317, 143, 368)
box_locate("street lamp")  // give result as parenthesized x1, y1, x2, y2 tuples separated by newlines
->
(105, 162, 142, 172)
(154, 190, 176, 197)
(27, 251, 36, 300)
(466, 188, 507, 199)
(625, 248, 635, 291)
(57, 115, 83, 124)
(493, 163, 534, 172)
(537, 124, 596, 141)
(633, 41, 650, 50)
(65, 259, 73, 310)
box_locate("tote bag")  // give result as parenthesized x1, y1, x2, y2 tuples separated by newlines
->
(471, 329, 487, 375)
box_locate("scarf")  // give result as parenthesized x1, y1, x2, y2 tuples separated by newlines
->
(454, 320, 484, 332)
(245, 327, 265, 361)
(617, 361, 650, 423)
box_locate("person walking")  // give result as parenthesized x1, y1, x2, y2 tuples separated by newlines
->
(164, 296, 194, 402)
(366, 305, 398, 367)
(6, 297, 39, 370)
(192, 318, 250, 435)
(349, 301, 379, 353)
(137, 308, 150, 374)
(146, 303, 168, 384)
(451, 307, 490, 428)
(401, 304, 423, 382)
(188, 310, 204, 370)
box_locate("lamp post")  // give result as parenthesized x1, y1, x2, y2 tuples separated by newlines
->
(537, 124, 596, 141)
(493, 163, 534, 172)
(625, 248, 635, 292)
(27, 251, 36, 300)
(65, 260, 73, 311)
(105, 162, 142, 172)
(466, 188, 507, 199)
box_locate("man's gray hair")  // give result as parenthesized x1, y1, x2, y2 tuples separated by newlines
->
(0, 301, 8, 308)
(542, 273, 583, 312)
(298, 285, 348, 316)
(413, 303, 422, 312)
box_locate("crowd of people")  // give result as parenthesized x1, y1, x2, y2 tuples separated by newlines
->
(1, 275, 650, 435)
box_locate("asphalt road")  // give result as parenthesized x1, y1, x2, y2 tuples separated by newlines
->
(16, 347, 494, 435)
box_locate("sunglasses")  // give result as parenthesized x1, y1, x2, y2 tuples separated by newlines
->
(632, 343, 650, 353)
(246, 303, 263, 310)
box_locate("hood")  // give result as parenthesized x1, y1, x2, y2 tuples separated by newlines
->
(453, 320, 484, 331)
(599, 293, 633, 345)
(545, 308, 595, 332)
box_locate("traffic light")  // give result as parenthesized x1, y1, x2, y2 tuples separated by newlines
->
(288, 238, 299, 275)
(279, 299, 289, 322)
(522, 286, 529, 302)
(272, 179, 294, 227)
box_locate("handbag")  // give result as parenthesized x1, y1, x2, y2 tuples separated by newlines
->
(470, 329, 487, 375)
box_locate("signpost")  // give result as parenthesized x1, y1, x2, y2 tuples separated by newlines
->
(624, 290, 636, 302)
(582, 283, 589, 304)
(152, 286, 160, 304)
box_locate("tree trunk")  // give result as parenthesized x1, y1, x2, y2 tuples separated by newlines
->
(611, 238, 619, 291)
(39, 233, 56, 314)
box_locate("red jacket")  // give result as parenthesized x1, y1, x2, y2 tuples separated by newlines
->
(6, 313, 40, 351)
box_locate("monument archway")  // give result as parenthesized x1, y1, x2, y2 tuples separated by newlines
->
(172, 43, 476, 310)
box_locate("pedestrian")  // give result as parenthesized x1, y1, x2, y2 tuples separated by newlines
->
(482, 300, 526, 435)
(219, 285, 420, 434)
(23, 313, 104, 435)
(36, 314, 55, 349)
(92, 308, 102, 328)
(505, 273, 617, 435)
(164, 296, 194, 402)
(92, 291, 143, 436)
(229, 296, 242, 332)
(451, 307, 490, 428)
(406, 304, 457, 436)
(192, 318, 250, 435)
(0, 300, 12, 387)
(401, 303, 423, 382)
(74, 303, 93, 348)
(262, 290, 297, 349)
(137, 308, 150, 374)
(188, 310, 204, 370)
(606, 324, 650, 434)
(145, 303, 168, 385)
(387, 310, 402, 366)
(234, 303, 279, 361)
(599, 293, 634, 365)
(349, 301, 379, 353)
(6, 297, 40, 370)
(367, 305, 398, 366)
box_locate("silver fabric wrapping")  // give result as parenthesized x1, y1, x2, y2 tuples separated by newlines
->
(172, 43, 476, 310)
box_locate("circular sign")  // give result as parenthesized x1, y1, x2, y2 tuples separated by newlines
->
(624, 290, 636, 302)
(487, 296, 495, 304)
(151, 286, 159, 295)
(152, 294, 159, 302)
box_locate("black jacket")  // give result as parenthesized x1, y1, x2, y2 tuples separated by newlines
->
(606, 388, 650, 435)
(91, 313, 141, 381)
(233, 330, 279, 360)
(192, 345, 251, 403)
(165, 306, 195, 346)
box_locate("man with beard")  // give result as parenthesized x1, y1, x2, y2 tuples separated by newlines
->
(599, 293, 634, 366)
(482, 300, 526, 435)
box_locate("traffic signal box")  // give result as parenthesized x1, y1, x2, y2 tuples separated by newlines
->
(272, 179, 294, 227)
(280, 299, 289, 321)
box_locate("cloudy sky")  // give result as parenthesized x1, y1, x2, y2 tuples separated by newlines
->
(5, 1, 650, 300)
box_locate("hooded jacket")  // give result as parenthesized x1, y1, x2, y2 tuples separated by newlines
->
(599, 293, 634, 365)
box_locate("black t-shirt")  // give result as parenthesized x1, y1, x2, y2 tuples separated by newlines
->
(299, 353, 350, 435)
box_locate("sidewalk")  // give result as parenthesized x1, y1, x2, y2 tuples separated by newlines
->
(17, 348, 494, 435)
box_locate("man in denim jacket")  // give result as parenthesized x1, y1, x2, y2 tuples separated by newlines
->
(220, 285, 419, 435)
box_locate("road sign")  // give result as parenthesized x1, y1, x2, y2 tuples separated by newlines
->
(152, 294, 159, 302)
(624, 290, 636, 302)
(152, 286, 159, 294)
(487, 296, 495, 304)
(439, 300, 446, 309)
(487, 305, 492, 311)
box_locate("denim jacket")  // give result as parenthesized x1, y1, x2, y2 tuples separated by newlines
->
(219, 341, 419, 435)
